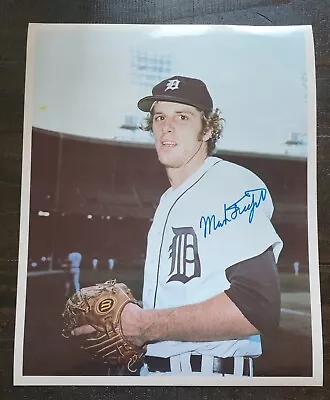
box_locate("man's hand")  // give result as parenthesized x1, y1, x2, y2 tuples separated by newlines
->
(72, 302, 147, 348)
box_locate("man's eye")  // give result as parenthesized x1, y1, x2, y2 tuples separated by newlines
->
(179, 115, 188, 120)
(154, 115, 164, 121)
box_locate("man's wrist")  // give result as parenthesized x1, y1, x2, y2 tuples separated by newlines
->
(139, 308, 165, 344)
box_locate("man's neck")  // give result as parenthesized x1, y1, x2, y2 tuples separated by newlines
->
(166, 155, 208, 189)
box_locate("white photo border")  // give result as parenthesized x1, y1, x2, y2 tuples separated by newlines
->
(14, 23, 322, 386)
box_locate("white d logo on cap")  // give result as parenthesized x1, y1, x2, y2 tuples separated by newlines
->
(165, 79, 180, 91)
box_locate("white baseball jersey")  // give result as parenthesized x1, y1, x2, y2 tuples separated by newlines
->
(142, 156, 283, 358)
(68, 252, 82, 268)
(108, 258, 115, 270)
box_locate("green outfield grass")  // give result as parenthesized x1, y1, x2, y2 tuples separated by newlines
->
(79, 266, 144, 300)
(281, 292, 310, 312)
(278, 273, 311, 337)
(278, 272, 310, 293)
(279, 312, 311, 337)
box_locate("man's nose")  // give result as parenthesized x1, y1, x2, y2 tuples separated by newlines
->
(162, 118, 174, 133)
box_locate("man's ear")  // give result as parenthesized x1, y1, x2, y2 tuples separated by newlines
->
(202, 129, 212, 142)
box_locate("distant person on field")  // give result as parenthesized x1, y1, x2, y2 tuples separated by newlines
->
(68, 252, 82, 293)
(293, 260, 300, 276)
(108, 258, 115, 271)
(92, 257, 99, 271)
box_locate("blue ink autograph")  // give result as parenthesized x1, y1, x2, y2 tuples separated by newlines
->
(199, 188, 267, 238)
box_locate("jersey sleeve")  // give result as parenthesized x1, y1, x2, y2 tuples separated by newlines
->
(224, 247, 281, 334)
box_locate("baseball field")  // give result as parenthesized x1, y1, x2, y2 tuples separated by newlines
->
(21, 266, 312, 377)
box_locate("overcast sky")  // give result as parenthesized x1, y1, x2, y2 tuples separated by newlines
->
(30, 24, 313, 158)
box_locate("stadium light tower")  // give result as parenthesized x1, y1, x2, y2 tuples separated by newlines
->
(284, 132, 307, 157)
(119, 49, 172, 132)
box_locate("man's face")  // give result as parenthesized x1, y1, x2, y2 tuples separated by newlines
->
(151, 101, 209, 169)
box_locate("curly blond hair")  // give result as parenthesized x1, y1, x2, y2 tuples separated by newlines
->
(140, 107, 224, 155)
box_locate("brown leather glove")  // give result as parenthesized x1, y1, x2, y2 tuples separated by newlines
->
(62, 279, 146, 372)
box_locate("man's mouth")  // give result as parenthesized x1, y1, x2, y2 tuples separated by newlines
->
(161, 141, 177, 147)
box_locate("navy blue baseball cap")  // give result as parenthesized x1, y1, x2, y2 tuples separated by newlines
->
(137, 76, 213, 113)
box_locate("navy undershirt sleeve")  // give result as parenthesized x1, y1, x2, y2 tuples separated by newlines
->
(224, 247, 281, 335)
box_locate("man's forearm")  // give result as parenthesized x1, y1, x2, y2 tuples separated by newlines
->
(140, 292, 259, 343)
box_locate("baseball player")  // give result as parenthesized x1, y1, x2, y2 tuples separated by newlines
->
(92, 257, 99, 271)
(68, 251, 82, 293)
(108, 258, 115, 271)
(293, 260, 300, 276)
(73, 76, 283, 377)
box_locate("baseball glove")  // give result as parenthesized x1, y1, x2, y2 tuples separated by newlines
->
(62, 279, 146, 372)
